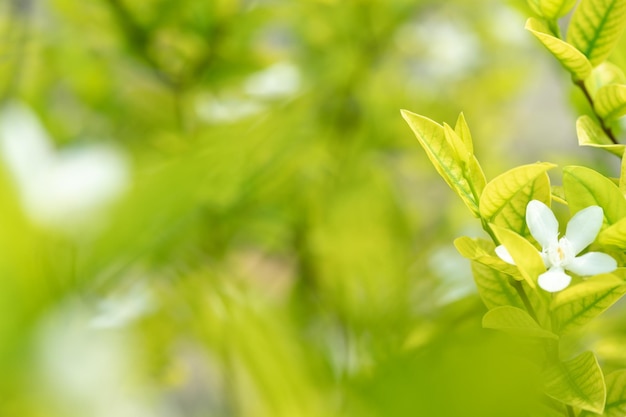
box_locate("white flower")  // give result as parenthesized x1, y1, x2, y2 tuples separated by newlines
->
(496, 200, 617, 293)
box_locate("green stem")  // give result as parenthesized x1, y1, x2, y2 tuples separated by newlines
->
(566, 404, 576, 417)
(574, 79, 619, 145)
(511, 279, 539, 323)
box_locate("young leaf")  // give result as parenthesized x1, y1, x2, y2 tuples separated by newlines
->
(543, 351, 606, 414)
(526, 17, 593, 81)
(595, 84, 626, 121)
(566, 0, 626, 66)
(580, 370, 626, 417)
(470, 261, 526, 309)
(491, 224, 545, 289)
(482, 305, 558, 339)
(454, 112, 473, 154)
(454, 236, 520, 276)
(551, 272, 626, 334)
(401, 110, 479, 215)
(563, 165, 626, 225)
(527, 0, 578, 19)
(577, 115, 626, 156)
(479, 163, 554, 237)
(586, 62, 626, 96)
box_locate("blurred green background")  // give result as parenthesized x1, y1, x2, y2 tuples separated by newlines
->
(1, 0, 624, 416)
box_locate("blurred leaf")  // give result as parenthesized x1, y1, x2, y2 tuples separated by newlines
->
(470, 261, 526, 309)
(400, 110, 479, 216)
(551, 272, 626, 334)
(580, 370, 626, 417)
(526, 17, 593, 81)
(566, 0, 626, 66)
(455, 237, 520, 275)
(482, 305, 558, 339)
(577, 115, 625, 156)
(527, 0, 578, 19)
(543, 351, 606, 413)
(586, 62, 626, 95)
(563, 165, 626, 225)
(479, 163, 554, 237)
(491, 224, 545, 289)
(595, 83, 626, 121)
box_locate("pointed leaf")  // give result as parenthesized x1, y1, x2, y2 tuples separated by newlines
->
(543, 351, 606, 413)
(455, 236, 520, 276)
(483, 305, 558, 339)
(596, 84, 626, 121)
(527, 0, 578, 18)
(454, 112, 473, 154)
(567, 0, 626, 66)
(580, 370, 626, 417)
(401, 110, 479, 215)
(526, 17, 593, 80)
(470, 261, 526, 309)
(551, 272, 626, 334)
(491, 225, 545, 289)
(599, 217, 626, 247)
(577, 115, 626, 156)
(563, 165, 626, 225)
(479, 163, 555, 237)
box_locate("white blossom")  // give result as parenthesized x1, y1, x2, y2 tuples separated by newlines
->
(496, 200, 617, 292)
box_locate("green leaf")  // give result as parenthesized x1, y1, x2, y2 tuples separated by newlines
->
(551, 272, 626, 334)
(401, 110, 479, 216)
(479, 163, 555, 237)
(567, 0, 626, 66)
(586, 62, 626, 96)
(620, 154, 626, 196)
(526, 17, 593, 80)
(482, 305, 558, 339)
(491, 225, 546, 289)
(454, 112, 473, 154)
(580, 370, 626, 417)
(543, 351, 606, 413)
(577, 115, 626, 156)
(470, 261, 526, 309)
(454, 236, 520, 276)
(599, 217, 626, 247)
(596, 84, 626, 121)
(527, 0, 578, 18)
(563, 165, 626, 225)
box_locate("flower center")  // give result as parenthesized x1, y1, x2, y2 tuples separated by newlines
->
(546, 237, 574, 268)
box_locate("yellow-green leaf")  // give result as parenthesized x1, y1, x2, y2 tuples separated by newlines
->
(483, 305, 558, 339)
(580, 370, 626, 417)
(527, 0, 578, 18)
(454, 112, 473, 154)
(401, 110, 479, 215)
(598, 217, 626, 247)
(577, 115, 626, 156)
(586, 62, 626, 95)
(526, 17, 593, 80)
(563, 165, 626, 225)
(543, 351, 606, 413)
(479, 163, 555, 237)
(470, 261, 526, 309)
(551, 272, 626, 334)
(596, 84, 626, 121)
(567, 0, 626, 66)
(491, 225, 545, 289)
(620, 153, 626, 196)
(454, 237, 520, 276)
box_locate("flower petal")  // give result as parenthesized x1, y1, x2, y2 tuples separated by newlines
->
(565, 206, 604, 255)
(495, 245, 515, 264)
(538, 267, 571, 292)
(526, 200, 559, 249)
(566, 252, 617, 276)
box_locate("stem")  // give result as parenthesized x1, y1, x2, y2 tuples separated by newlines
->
(511, 279, 539, 322)
(574, 79, 619, 144)
(566, 404, 576, 417)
